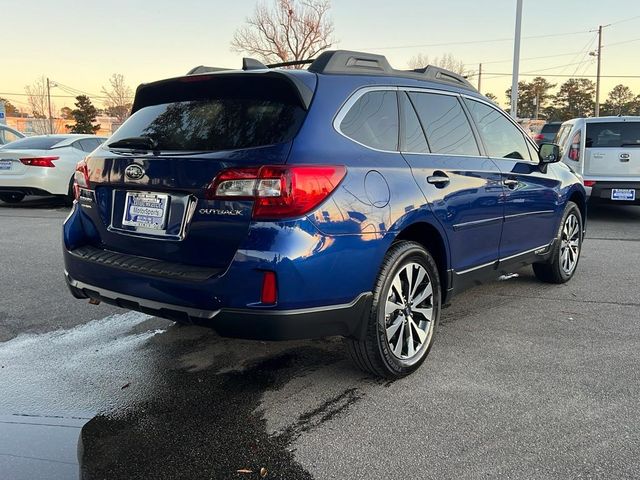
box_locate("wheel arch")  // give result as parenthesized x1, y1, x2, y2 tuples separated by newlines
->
(392, 221, 451, 302)
(567, 187, 587, 232)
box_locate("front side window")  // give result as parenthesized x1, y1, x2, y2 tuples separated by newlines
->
(340, 90, 399, 151)
(465, 99, 534, 161)
(408, 92, 479, 156)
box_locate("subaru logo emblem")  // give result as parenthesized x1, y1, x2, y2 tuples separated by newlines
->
(125, 164, 145, 180)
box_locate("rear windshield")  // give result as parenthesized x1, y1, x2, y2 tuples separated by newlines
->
(586, 122, 640, 148)
(0, 136, 62, 150)
(109, 76, 307, 152)
(541, 123, 561, 134)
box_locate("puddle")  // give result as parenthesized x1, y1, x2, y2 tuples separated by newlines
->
(0, 312, 367, 479)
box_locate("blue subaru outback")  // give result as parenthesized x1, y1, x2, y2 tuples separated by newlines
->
(63, 50, 586, 378)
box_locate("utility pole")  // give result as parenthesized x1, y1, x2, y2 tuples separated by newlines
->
(592, 25, 609, 117)
(478, 63, 482, 92)
(46, 77, 53, 134)
(510, 0, 523, 119)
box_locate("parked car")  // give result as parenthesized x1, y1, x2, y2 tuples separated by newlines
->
(62, 50, 586, 378)
(0, 134, 106, 203)
(0, 124, 25, 146)
(556, 116, 640, 204)
(533, 121, 562, 145)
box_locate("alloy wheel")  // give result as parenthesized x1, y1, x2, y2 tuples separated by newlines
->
(560, 213, 580, 275)
(384, 262, 434, 360)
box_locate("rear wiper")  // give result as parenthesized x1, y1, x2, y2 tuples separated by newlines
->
(620, 143, 640, 147)
(107, 136, 159, 153)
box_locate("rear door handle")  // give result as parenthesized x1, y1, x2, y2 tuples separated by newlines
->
(504, 179, 519, 189)
(427, 172, 450, 186)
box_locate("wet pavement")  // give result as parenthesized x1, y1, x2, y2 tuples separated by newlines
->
(1, 197, 640, 479)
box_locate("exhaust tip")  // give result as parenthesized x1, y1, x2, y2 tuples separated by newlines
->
(88, 298, 101, 305)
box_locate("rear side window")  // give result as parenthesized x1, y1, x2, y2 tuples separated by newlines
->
(586, 122, 640, 148)
(541, 123, 561, 134)
(0, 136, 61, 150)
(109, 76, 307, 152)
(408, 92, 479, 156)
(399, 92, 428, 153)
(340, 90, 399, 151)
(464, 99, 534, 161)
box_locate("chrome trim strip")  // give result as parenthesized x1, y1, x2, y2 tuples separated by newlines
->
(499, 243, 550, 262)
(455, 241, 552, 275)
(504, 210, 555, 220)
(456, 260, 496, 275)
(453, 216, 503, 230)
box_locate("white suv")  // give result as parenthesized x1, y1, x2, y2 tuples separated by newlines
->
(556, 116, 640, 204)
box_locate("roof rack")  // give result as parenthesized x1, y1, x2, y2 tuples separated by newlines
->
(186, 50, 476, 91)
(308, 50, 476, 91)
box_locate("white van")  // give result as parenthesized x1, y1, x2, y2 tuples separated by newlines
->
(556, 116, 640, 204)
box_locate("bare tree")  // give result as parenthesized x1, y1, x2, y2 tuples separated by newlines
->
(407, 53, 466, 75)
(25, 76, 57, 134)
(231, 0, 334, 67)
(101, 73, 134, 123)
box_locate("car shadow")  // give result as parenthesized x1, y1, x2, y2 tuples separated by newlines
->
(587, 202, 640, 222)
(0, 195, 69, 209)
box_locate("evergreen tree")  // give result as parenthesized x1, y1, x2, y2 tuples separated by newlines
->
(553, 78, 595, 120)
(66, 95, 100, 134)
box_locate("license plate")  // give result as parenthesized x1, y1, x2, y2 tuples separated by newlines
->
(611, 189, 636, 201)
(0, 160, 12, 171)
(122, 192, 169, 230)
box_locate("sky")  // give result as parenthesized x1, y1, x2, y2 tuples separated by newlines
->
(2, 0, 640, 112)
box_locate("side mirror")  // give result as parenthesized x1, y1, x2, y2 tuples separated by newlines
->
(539, 143, 561, 163)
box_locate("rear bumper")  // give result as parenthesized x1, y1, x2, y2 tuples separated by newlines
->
(0, 168, 71, 195)
(65, 272, 372, 340)
(588, 181, 640, 204)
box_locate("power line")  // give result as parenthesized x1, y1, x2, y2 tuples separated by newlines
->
(479, 72, 640, 78)
(358, 29, 593, 51)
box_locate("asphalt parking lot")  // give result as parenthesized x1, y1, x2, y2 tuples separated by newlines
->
(1, 198, 639, 479)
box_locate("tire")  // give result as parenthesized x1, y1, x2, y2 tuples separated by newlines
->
(533, 201, 583, 284)
(347, 241, 441, 378)
(64, 176, 75, 206)
(0, 193, 25, 204)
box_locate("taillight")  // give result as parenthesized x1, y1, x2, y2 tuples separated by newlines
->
(568, 131, 581, 161)
(20, 156, 59, 167)
(73, 159, 91, 200)
(207, 165, 347, 220)
(534, 134, 544, 141)
(584, 180, 596, 187)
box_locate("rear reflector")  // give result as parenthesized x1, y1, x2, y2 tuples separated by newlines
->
(20, 156, 59, 167)
(207, 165, 347, 220)
(584, 180, 596, 187)
(261, 271, 277, 304)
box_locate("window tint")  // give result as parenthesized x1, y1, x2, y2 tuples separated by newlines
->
(399, 92, 428, 153)
(586, 122, 640, 148)
(465, 99, 533, 161)
(0, 136, 62, 150)
(340, 91, 399, 151)
(408, 92, 479, 156)
(77, 138, 102, 152)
